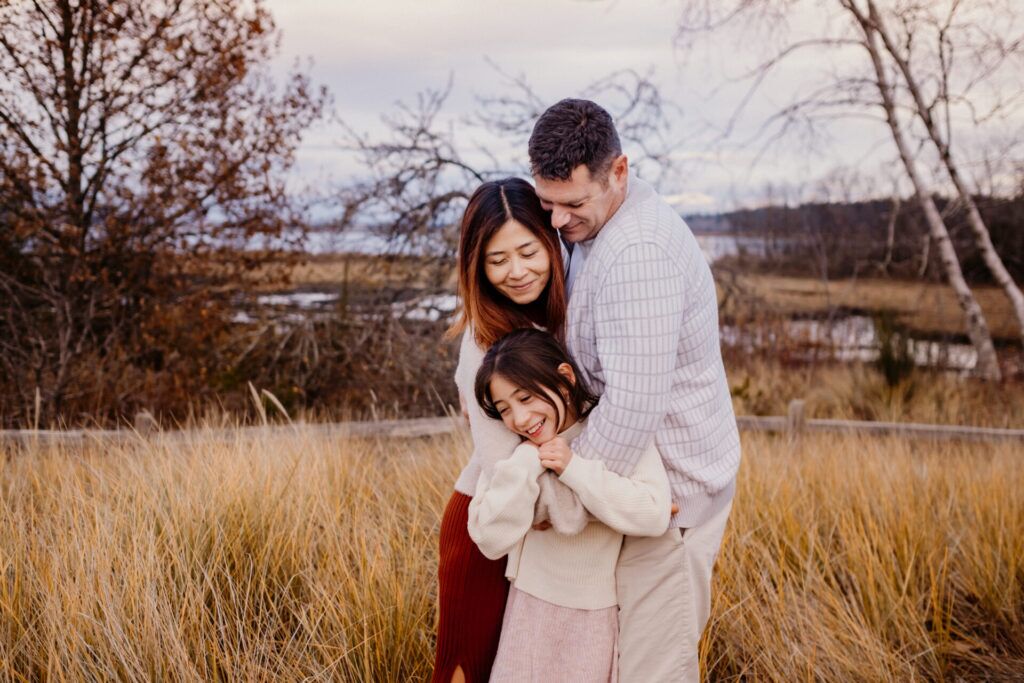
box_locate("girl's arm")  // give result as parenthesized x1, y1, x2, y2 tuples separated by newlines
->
(557, 445, 670, 537)
(466, 443, 545, 560)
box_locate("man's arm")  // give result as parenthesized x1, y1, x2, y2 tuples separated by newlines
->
(572, 241, 685, 476)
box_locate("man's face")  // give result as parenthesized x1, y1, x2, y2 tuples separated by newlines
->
(533, 156, 628, 244)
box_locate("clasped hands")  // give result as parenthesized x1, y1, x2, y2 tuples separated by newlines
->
(538, 436, 573, 475)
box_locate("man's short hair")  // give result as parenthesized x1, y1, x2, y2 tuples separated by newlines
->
(528, 98, 622, 182)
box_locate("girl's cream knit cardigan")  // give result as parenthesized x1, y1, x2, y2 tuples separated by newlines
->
(467, 420, 671, 610)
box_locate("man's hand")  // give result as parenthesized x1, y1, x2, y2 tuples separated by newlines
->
(538, 437, 573, 475)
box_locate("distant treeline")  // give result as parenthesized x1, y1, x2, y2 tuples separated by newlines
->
(688, 193, 1024, 284)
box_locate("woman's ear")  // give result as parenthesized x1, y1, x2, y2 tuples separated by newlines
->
(556, 362, 576, 386)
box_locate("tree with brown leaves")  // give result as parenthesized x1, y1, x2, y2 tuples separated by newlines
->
(0, 0, 325, 425)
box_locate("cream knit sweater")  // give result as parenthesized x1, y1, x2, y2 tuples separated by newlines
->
(453, 329, 521, 496)
(467, 421, 671, 610)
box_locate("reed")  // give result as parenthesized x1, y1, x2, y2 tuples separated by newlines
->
(0, 427, 1020, 681)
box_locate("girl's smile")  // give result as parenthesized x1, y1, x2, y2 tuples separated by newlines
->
(488, 373, 563, 445)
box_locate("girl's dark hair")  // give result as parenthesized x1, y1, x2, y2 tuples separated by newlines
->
(474, 329, 599, 432)
(447, 177, 567, 349)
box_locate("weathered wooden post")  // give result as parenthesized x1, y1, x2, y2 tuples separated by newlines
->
(787, 399, 806, 442)
(134, 410, 158, 436)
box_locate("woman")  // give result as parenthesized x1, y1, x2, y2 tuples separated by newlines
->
(432, 177, 567, 683)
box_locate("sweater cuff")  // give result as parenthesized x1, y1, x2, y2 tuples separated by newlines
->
(523, 452, 546, 479)
(510, 444, 546, 480)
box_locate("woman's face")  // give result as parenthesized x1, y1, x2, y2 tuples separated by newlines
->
(482, 220, 552, 305)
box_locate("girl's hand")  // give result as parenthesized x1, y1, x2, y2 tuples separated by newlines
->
(538, 437, 573, 475)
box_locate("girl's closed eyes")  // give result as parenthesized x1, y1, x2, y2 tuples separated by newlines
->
(490, 375, 564, 445)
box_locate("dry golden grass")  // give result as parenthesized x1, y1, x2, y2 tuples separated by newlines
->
(724, 274, 1019, 342)
(726, 358, 1024, 427)
(1, 428, 1021, 681)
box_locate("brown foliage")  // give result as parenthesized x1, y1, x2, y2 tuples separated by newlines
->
(0, 0, 325, 426)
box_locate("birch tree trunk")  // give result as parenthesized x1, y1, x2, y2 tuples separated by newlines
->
(847, 1, 1002, 380)
(881, 194, 899, 274)
(866, 0, 1024, 351)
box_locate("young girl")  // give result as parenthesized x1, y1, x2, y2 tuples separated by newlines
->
(467, 329, 670, 683)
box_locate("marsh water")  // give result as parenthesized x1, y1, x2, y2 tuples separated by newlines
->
(243, 232, 977, 372)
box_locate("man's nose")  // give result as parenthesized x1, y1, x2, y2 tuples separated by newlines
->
(551, 207, 571, 229)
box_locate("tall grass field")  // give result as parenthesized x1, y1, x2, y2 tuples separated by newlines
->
(1, 427, 1021, 681)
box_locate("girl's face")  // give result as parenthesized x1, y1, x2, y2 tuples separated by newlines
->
(488, 373, 564, 445)
(482, 219, 552, 305)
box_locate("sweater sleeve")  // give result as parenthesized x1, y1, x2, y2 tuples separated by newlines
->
(571, 241, 686, 476)
(467, 443, 545, 560)
(557, 446, 671, 537)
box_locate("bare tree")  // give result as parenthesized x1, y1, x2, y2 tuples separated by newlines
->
(474, 64, 679, 185)
(332, 67, 678, 287)
(863, 0, 1024, 350)
(849, 1, 1001, 379)
(675, 0, 1015, 379)
(0, 0, 325, 425)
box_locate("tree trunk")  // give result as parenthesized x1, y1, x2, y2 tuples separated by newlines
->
(852, 5, 1002, 380)
(881, 194, 899, 274)
(867, 0, 1024, 352)
(918, 233, 931, 279)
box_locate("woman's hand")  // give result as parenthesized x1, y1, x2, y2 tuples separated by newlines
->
(538, 437, 573, 475)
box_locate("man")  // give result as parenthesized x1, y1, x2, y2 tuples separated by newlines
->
(530, 99, 740, 682)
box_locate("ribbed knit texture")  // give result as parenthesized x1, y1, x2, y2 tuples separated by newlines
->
(432, 491, 509, 683)
(467, 421, 670, 610)
(453, 330, 522, 496)
(566, 176, 741, 529)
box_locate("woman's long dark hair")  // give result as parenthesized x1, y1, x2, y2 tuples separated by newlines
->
(474, 329, 598, 433)
(447, 178, 566, 349)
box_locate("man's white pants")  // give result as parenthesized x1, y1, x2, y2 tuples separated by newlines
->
(616, 499, 733, 683)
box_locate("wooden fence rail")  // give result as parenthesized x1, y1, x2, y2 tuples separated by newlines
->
(2, 402, 1023, 448)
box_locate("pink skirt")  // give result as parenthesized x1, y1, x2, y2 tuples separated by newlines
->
(489, 587, 618, 683)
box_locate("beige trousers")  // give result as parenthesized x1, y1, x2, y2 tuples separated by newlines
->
(615, 499, 733, 683)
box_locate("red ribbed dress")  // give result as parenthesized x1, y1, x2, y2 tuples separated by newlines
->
(432, 491, 510, 682)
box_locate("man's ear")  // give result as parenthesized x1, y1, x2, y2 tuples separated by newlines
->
(612, 154, 629, 185)
(556, 362, 577, 386)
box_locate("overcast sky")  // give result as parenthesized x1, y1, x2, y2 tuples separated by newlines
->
(264, 0, 1021, 215)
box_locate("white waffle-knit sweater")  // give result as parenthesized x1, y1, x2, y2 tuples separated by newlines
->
(452, 329, 522, 495)
(567, 175, 741, 529)
(467, 421, 670, 610)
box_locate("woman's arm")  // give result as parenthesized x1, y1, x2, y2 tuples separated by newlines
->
(457, 330, 523, 474)
(467, 443, 545, 560)
(556, 446, 670, 537)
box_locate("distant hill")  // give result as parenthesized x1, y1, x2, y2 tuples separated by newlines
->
(684, 194, 1024, 284)
(684, 214, 733, 234)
